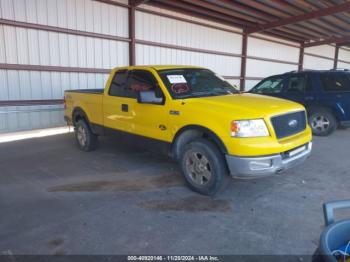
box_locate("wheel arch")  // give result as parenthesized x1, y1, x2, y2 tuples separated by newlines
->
(307, 105, 339, 122)
(171, 125, 228, 160)
(72, 107, 90, 126)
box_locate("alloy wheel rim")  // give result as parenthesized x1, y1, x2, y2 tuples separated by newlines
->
(185, 152, 212, 186)
(77, 126, 87, 146)
(311, 115, 330, 133)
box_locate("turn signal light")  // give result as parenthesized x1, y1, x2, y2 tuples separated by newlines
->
(231, 121, 239, 134)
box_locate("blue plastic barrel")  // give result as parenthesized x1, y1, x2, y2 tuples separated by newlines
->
(317, 200, 350, 262)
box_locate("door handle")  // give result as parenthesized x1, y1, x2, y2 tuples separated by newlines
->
(121, 104, 128, 112)
(305, 96, 314, 100)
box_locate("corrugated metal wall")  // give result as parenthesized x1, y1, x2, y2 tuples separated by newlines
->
(0, 0, 128, 133)
(338, 48, 350, 69)
(304, 45, 335, 70)
(245, 34, 299, 90)
(135, 5, 242, 88)
(0, 0, 348, 133)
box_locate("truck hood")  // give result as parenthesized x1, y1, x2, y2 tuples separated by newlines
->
(184, 93, 305, 118)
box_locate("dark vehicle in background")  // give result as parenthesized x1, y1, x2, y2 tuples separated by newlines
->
(250, 69, 350, 136)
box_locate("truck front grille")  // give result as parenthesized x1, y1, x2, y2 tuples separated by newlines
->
(271, 111, 307, 139)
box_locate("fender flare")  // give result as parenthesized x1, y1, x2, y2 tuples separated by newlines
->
(72, 107, 90, 125)
(171, 125, 228, 160)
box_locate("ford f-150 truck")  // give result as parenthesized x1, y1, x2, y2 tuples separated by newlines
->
(64, 65, 312, 195)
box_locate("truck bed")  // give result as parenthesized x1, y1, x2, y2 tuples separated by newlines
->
(65, 89, 104, 94)
(64, 89, 104, 126)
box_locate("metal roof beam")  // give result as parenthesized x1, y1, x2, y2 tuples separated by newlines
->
(246, 1, 350, 34)
(336, 41, 350, 47)
(154, 0, 255, 27)
(304, 35, 350, 47)
(130, 0, 149, 6)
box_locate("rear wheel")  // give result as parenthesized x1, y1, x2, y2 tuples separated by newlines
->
(74, 119, 98, 151)
(179, 138, 229, 196)
(309, 108, 337, 136)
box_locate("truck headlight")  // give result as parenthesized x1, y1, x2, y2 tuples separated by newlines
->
(231, 119, 269, 137)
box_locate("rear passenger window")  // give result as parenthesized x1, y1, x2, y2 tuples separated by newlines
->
(320, 73, 350, 92)
(286, 74, 312, 93)
(109, 70, 128, 97)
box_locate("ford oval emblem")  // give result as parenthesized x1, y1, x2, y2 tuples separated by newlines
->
(288, 119, 298, 128)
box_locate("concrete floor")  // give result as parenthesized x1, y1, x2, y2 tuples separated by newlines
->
(0, 129, 349, 256)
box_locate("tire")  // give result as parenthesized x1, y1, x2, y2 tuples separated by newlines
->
(179, 138, 230, 196)
(74, 119, 98, 151)
(309, 108, 337, 136)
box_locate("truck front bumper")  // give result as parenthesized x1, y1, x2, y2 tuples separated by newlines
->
(225, 142, 312, 178)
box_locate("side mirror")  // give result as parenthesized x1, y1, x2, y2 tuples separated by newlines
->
(137, 90, 164, 104)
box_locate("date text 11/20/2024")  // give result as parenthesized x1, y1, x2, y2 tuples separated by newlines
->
(127, 255, 220, 261)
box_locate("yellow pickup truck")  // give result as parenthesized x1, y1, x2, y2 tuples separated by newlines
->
(64, 65, 312, 195)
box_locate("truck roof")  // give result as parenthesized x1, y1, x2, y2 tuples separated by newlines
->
(112, 65, 205, 71)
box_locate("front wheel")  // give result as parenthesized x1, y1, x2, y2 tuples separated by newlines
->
(309, 108, 337, 136)
(74, 119, 98, 151)
(179, 138, 230, 196)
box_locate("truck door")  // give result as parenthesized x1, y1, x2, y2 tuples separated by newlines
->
(103, 69, 169, 141)
(282, 74, 315, 107)
(127, 69, 170, 141)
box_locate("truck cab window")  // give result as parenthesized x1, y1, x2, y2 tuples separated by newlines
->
(127, 70, 164, 99)
(109, 70, 128, 97)
(109, 70, 163, 99)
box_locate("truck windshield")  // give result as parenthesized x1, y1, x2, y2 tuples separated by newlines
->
(157, 68, 238, 99)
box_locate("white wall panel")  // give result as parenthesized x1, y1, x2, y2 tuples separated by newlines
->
(0, 0, 129, 37)
(305, 45, 335, 59)
(36, 0, 48, 25)
(304, 55, 333, 70)
(0, 26, 5, 62)
(29, 71, 42, 99)
(3, 25, 17, 63)
(0, 0, 15, 20)
(245, 80, 260, 91)
(16, 28, 29, 64)
(0, 26, 129, 68)
(25, 0, 38, 23)
(0, 0, 128, 133)
(0, 70, 109, 100)
(247, 37, 299, 63)
(27, 29, 40, 64)
(18, 70, 31, 99)
(246, 59, 297, 78)
(337, 62, 350, 69)
(339, 49, 350, 63)
(139, 4, 241, 33)
(136, 44, 241, 77)
(0, 70, 110, 133)
(225, 79, 240, 89)
(0, 70, 8, 100)
(136, 11, 242, 54)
